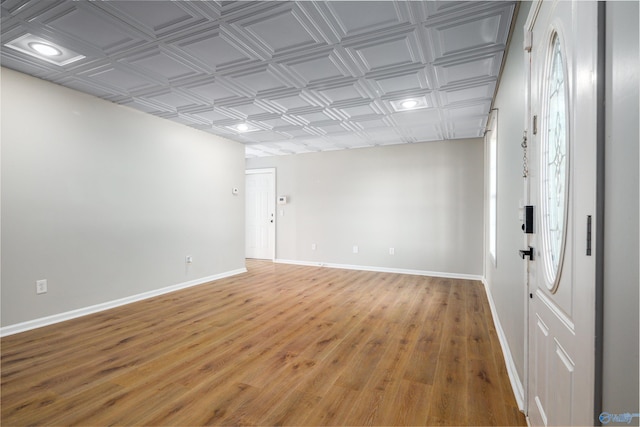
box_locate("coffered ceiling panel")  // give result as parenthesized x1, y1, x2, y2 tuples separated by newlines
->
(1, 0, 517, 157)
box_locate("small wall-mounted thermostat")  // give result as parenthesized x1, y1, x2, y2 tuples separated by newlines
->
(277, 196, 288, 205)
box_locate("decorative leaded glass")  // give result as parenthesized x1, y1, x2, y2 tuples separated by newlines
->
(542, 33, 568, 289)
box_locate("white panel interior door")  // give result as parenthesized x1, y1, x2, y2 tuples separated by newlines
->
(246, 169, 275, 260)
(524, 1, 598, 426)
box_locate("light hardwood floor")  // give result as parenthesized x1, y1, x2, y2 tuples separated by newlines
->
(1, 260, 526, 426)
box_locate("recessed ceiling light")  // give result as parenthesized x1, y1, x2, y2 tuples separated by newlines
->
(226, 123, 259, 133)
(4, 33, 85, 66)
(390, 96, 429, 112)
(401, 99, 419, 109)
(29, 42, 62, 57)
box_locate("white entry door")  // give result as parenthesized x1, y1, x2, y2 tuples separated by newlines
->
(524, 1, 598, 426)
(246, 168, 275, 260)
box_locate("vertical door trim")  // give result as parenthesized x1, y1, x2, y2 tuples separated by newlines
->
(594, 1, 606, 423)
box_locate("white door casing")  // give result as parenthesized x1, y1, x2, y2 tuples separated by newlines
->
(524, 1, 598, 426)
(246, 168, 276, 260)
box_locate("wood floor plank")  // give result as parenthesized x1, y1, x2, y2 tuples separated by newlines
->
(387, 380, 432, 426)
(1, 260, 526, 426)
(425, 335, 468, 426)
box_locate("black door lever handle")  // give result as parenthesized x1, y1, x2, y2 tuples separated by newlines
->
(519, 246, 534, 261)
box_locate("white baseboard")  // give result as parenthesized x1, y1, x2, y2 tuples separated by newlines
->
(482, 278, 525, 410)
(275, 258, 483, 281)
(0, 268, 247, 337)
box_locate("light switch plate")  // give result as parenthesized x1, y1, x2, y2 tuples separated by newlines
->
(36, 279, 47, 294)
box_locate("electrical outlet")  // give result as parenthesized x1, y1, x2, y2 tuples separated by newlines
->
(185, 255, 193, 264)
(389, 247, 395, 255)
(311, 243, 317, 251)
(36, 279, 47, 294)
(352, 245, 359, 254)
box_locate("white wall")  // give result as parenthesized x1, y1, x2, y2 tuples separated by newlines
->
(246, 138, 484, 277)
(602, 0, 639, 416)
(483, 1, 531, 396)
(1, 68, 246, 329)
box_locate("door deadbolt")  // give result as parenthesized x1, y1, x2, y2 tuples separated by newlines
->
(519, 246, 535, 261)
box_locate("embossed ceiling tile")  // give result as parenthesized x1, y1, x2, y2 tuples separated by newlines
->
(208, 124, 238, 136)
(183, 80, 239, 103)
(275, 141, 315, 154)
(178, 34, 250, 71)
(339, 104, 380, 119)
(392, 108, 441, 126)
(366, 127, 403, 141)
(171, 114, 207, 127)
(324, 1, 404, 37)
(231, 66, 292, 94)
(60, 79, 116, 99)
(299, 137, 331, 149)
(352, 34, 419, 72)
(355, 117, 391, 130)
(82, 66, 156, 93)
(317, 82, 366, 104)
(286, 53, 348, 85)
(447, 117, 487, 138)
(430, 17, 496, 58)
(424, 1, 477, 20)
(228, 102, 271, 117)
(267, 93, 316, 111)
(445, 102, 490, 119)
(243, 130, 289, 143)
(104, 1, 197, 36)
(404, 124, 442, 141)
(294, 111, 334, 125)
(1, 0, 60, 21)
(259, 117, 296, 129)
(327, 133, 371, 148)
(126, 97, 170, 115)
(314, 122, 350, 134)
(276, 128, 311, 138)
(433, 52, 503, 88)
(427, 4, 514, 60)
(0, 54, 58, 80)
(372, 70, 425, 95)
(46, 5, 141, 52)
(439, 81, 495, 105)
(189, 109, 235, 124)
(147, 90, 199, 110)
(242, 7, 318, 55)
(127, 50, 200, 81)
(122, 98, 164, 114)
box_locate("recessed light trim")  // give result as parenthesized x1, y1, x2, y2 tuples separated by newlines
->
(4, 34, 85, 66)
(237, 123, 249, 132)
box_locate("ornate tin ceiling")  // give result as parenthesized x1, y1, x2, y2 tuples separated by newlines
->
(1, 1, 516, 157)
